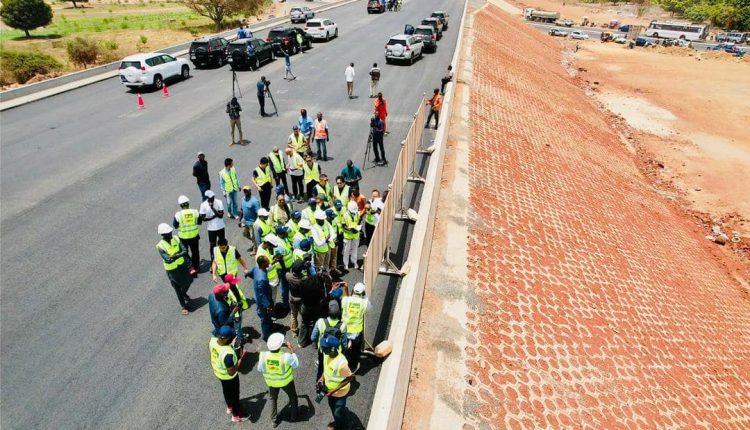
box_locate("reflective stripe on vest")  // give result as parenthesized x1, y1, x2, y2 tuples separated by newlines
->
(324, 353, 349, 393)
(342, 296, 368, 334)
(255, 166, 272, 186)
(157, 237, 184, 270)
(303, 163, 320, 184)
(260, 351, 294, 387)
(269, 152, 285, 173)
(209, 337, 237, 380)
(214, 246, 239, 276)
(177, 209, 200, 239)
(286, 220, 300, 236)
(254, 219, 272, 241)
(333, 185, 349, 206)
(343, 211, 361, 240)
(220, 167, 239, 193)
(314, 120, 328, 139)
(365, 208, 375, 225)
(289, 133, 306, 153)
(312, 223, 330, 253)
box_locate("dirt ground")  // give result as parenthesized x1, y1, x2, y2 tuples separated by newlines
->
(508, 0, 664, 27)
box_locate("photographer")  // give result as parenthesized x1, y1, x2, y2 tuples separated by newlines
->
(286, 259, 318, 343)
(256, 76, 269, 117)
(371, 114, 386, 165)
(226, 97, 243, 145)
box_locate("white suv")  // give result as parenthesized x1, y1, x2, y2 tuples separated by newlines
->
(118, 52, 190, 90)
(385, 34, 424, 65)
(304, 18, 338, 41)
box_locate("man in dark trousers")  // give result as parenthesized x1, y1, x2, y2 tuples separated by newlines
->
(209, 325, 249, 422)
(253, 156, 274, 210)
(257, 76, 268, 117)
(193, 152, 211, 201)
(156, 223, 193, 315)
(371, 114, 386, 165)
(173, 195, 201, 276)
(226, 97, 243, 145)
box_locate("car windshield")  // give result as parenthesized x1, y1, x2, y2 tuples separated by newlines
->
(268, 30, 287, 38)
(306, 21, 321, 27)
(121, 61, 141, 69)
(388, 38, 406, 46)
(431, 13, 443, 18)
(421, 20, 434, 26)
(291, 8, 302, 12)
(415, 28, 432, 35)
(191, 42, 208, 48)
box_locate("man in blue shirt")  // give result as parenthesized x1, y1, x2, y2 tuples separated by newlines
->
(256, 76, 268, 117)
(238, 186, 261, 254)
(283, 49, 296, 81)
(298, 109, 313, 146)
(246, 256, 274, 341)
(208, 283, 237, 336)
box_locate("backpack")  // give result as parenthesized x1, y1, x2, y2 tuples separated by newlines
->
(323, 318, 343, 344)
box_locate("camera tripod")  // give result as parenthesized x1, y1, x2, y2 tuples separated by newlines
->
(231, 70, 243, 99)
(363, 125, 375, 169)
(264, 85, 278, 117)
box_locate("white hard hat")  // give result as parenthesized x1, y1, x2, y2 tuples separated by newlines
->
(177, 195, 189, 205)
(353, 282, 366, 294)
(157, 223, 173, 234)
(263, 234, 278, 246)
(267, 333, 284, 351)
(204, 190, 215, 198)
(314, 209, 326, 220)
(299, 219, 312, 230)
(348, 201, 359, 214)
(258, 208, 270, 217)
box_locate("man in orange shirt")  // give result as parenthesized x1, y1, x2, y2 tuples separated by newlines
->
(425, 88, 442, 130)
(349, 187, 367, 218)
(374, 92, 388, 135)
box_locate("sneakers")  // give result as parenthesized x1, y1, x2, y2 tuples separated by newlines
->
(231, 414, 249, 422)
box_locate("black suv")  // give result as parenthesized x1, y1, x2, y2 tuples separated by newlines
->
(266, 26, 312, 55)
(189, 36, 229, 68)
(227, 38, 275, 70)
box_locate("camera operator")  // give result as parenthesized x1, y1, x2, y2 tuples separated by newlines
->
(371, 114, 386, 165)
(256, 76, 270, 117)
(226, 97, 243, 145)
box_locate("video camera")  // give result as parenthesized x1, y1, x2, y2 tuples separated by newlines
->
(315, 382, 328, 403)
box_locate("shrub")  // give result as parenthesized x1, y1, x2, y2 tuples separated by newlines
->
(0, 49, 63, 84)
(66, 36, 100, 68)
(120, 22, 129, 29)
(103, 39, 118, 50)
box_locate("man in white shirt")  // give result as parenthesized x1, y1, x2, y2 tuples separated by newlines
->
(200, 190, 226, 261)
(344, 62, 355, 99)
(256, 333, 299, 426)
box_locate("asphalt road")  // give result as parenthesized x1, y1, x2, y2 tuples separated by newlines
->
(0, 0, 463, 428)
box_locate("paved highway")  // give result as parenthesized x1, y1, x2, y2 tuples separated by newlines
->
(0, 0, 463, 428)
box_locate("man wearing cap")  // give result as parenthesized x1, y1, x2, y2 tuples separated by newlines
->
(268, 147, 289, 193)
(209, 283, 237, 336)
(319, 335, 353, 429)
(342, 201, 362, 270)
(193, 152, 211, 201)
(311, 301, 348, 380)
(253, 208, 273, 250)
(314, 174, 333, 208)
(224, 273, 250, 349)
(311, 209, 333, 272)
(238, 186, 261, 254)
(209, 325, 249, 422)
(247, 256, 274, 341)
(292, 219, 313, 250)
(156, 223, 193, 315)
(301, 198, 317, 225)
(211, 238, 250, 283)
(340, 160, 362, 191)
(256, 235, 283, 304)
(333, 176, 350, 208)
(173, 195, 202, 276)
(200, 190, 226, 261)
(219, 158, 241, 220)
(287, 125, 308, 157)
(257, 333, 299, 427)
(270, 194, 291, 227)
(253, 157, 274, 210)
(303, 154, 321, 200)
(342, 283, 370, 372)
(286, 147, 305, 202)
(286, 210, 302, 238)
(273, 226, 295, 308)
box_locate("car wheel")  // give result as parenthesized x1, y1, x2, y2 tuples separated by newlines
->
(335, 29, 338, 38)
(217, 56, 224, 67)
(181, 65, 190, 80)
(254, 58, 260, 70)
(293, 44, 299, 54)
(325, 31, 330, 42)
(153, 75, 163, 89)
(653, 32, 659, 38)
(409, 54, 414, 65)
(385, 57, 391, 64)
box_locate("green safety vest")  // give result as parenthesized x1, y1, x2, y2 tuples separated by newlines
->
(324, 353, 350, 394)
(269, 152, 286, 174)
(270, 205, 288, 226)
(275, 238, 294, 269)
(213, 246, 239, 276)
(227, 285, 249, 313)
(157, 237, 184, 271)
(342, 211, 361, 240)
(316, 318, 343, 348)
(254, 218, 273, 242)
(259, 351, 294, 388)
(289, 133, 307, 154)
(220, 167, 240, 193)
(176, 209, 200, 239)
(302, 208, 316, 224)
(333, 185, 350, 207)
(315, 183, 332, 204)
(209, 337, 237, 380)
(312, 222, 330, 253)
(255, 166, 272, 186)
(303, 162, 320, 184)
(292, 248, 308, 264)
(342, 295, 368, 334)
(286, 220, 301, 236)
(256, 247, 279, 283)
(365, 207, 375, 225)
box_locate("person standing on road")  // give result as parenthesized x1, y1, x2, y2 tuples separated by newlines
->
(303, 153, 322, 199)
(296, 31, 305, 53)
(314, 174, 333, 208)
(247, 255, 274, 341)
(298, 109, 314, 147)
(193, 152, 211, 201)
(340, 160, 362, 190)
(342, 282, 370, 372)
(371, 114, 386, 165)
(425, 88, 442, 130)
(239, 186, 261, 254)
(209, 325, 250, 422)
(344, 62, 355, 99)
(156, 223, 193, 315)
(311, 209, 334, 272)
(268, 147, 289, 193)
(220, 158, 241, 219)
(288, 124, 309, 157)
(320, 335, 353, 429)
(283, 49, 296, 80)
(253, 157, 274, 210)
(257, 332, 299, 427)
(209, 283, 237, 336)
(173, 195, 202, 276)
(211, 237, 250, 284)
(199, 190, 226, 261)
(286, 147, 305, 202)
(270, 194, 292, 227)
(374, 92, 389, 135)
(312, 112, 331, 161)
(226, 97, 244, 145)
(333, 176, 350, 208)
(257, 76, 269, 117)
(342, 201, 361, 270)
(369, 62, 380, 98)
(286, 260, 314, 339)
(312, 302, 348, 379)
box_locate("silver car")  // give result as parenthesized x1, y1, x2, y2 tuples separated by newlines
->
(290, 7, 314, 23)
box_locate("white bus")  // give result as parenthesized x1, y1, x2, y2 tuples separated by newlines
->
(644, 21, 708, 41)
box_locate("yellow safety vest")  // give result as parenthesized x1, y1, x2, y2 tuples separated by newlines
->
(333, 185, 349, 207)
(259, 351, 294, 388)
(275, 238, 294, 269)
(213, 246, 239, 276)
(290, 151, 305, 171)
(292, 248, 308, 265)
(256, 247, 279, 283)
(220, 167, 240, 193)
(365, 207, 375, 225)
(227, 285, 249, 312)
(342, 295, 368, 334)
(176, 209, 200, 239)
(289, 133, 307, 154)
(254, 218, 273, 242)
(269, 152, 286, 174)
(157, 237, 184, 270)
(255, 166, 272, 187)
(209, 337, 237, 380)
(315, 183, 332, 204)
(270, 205, 288, 226)
(286, 220, 300, 236)
(314, 119, 328, 139)
(303, 162, 320, 184)
(342, 211, 360, 240)
(302, 207, 316, 224)
(324, 353, 350, 395)
(312, 222, 330, 253)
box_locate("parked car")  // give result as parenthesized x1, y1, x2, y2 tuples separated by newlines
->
(549, 28, 568, 37)
(227, 38, 274, 70)
(414, 25, 438, 52)
(635, 36, 652, 47)
(710, 42, 746, 56)
(304, 18, 338, 41)
(290, 7, 314, 23)
(554, 19, 574, 27)
(421, 17, 443, 39)
(385, 34, 424, 65)
(367, 0, 385, 13)
(119, 53, 189, 90)
(613, 36, 628, 44)
(716, 31, 747, 44)
(266, 26, 313, 55)
(430, 11, 450, 30)
(570, 30, 590, 40)
(189, 36, 229, 68)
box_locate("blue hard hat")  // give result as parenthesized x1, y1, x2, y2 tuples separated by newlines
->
(334, 199, 343, 209)
(325, 209, 335, 218)
(308, 198, 316, 206)
(292, 210, 302, 220)
(217, 325, 236, 339)
(275, 184, 286, 195)
(329, 288, 343, 300)
(275, 225, 289, 235)
(320, 334, 340, 349)
(300, 238, 311, 251)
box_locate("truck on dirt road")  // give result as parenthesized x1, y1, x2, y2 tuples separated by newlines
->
(524, 8, 560, 23)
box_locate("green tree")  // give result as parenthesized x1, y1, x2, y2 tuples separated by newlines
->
(0, 0, 53, 38)
(180, 0, 265, 32)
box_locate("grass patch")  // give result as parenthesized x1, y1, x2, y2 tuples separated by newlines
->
(0, 49, 63, 84)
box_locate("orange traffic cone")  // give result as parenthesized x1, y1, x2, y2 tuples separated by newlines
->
(137, 93, 145, 109)
(162, 84, 169, 97)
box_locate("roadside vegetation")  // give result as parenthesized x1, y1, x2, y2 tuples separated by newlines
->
(579, 0, 750, 30)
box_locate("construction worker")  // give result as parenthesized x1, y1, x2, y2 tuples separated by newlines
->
(319, 335, 353, 430)
(200, 190, 226, 261)
(342, 201, 362, 270)
(311, 209, 334, 272)
(286, 210, 302, 238)
(246, 255, 274, 341)
(342, 282, 369, 372)
(238, 186, 261, 254)
(274, 226, 295, 308)
(254, 208, 273, 250)
(208, 283, 237, 336)
(314, 174, 334, 208)
(325, 209, 340, 276)
(294, 238, 313, 264)
(156, 223, 193, 315)
(219, 158, 241, 219)
(211, 237, 250, 283)
(301, 198, 317, 225)
(286, 147, 305, 203)
(287, 125, 308, 157)
(224, 273, 250, 349)
(425, 87, 442, 130)
(312, 301, 348, 380)
(270, 193, 291, 227)
(332, 200, 345, 270)
(303, 153, 321, 199)
(333, 176, 350, 208)
(209, 325, 249, 422)
(312, 112, 330, 161)
(253, 157, 274, 210)
(268, 147, 289, 193)
(257, 333, 299, 427)
(293, 219, 313, 250)
(173, 195, 201, 276)
(257, 235, 282, 304)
